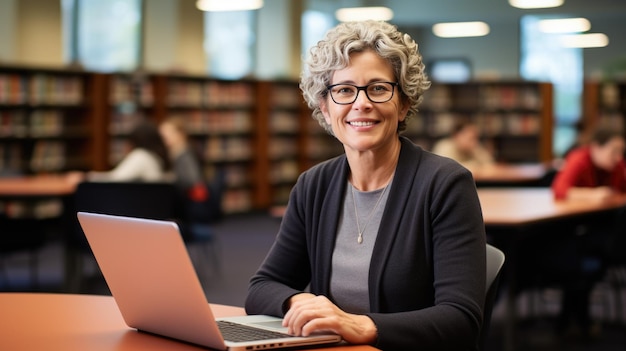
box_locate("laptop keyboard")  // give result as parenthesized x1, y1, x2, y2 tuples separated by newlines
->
(217, 320, 295, 342)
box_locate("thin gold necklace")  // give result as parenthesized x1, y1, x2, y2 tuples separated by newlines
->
(351, 181, 391, 244)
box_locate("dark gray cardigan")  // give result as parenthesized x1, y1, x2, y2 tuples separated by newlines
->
(246, 137, 486, 351)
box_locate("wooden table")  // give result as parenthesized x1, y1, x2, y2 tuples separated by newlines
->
(0, 174, 77, 198)
(472, 163, 552, 187)
(478, 187, 626, 226)
(477, 188, 626, 351)
(0, 293, 377, 351)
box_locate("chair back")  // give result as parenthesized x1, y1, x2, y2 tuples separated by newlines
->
(478, 244, 506, 351)
(72, 181, 177, 248)
(183, 168, 225, 224)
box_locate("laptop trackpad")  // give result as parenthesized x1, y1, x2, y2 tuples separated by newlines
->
(250, 320, 285, 330)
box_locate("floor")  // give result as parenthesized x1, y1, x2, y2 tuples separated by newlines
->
(1, 212, 625, 350)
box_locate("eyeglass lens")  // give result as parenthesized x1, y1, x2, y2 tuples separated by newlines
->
(328, 82, 395, 104)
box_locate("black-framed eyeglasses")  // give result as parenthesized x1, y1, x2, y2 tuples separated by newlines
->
(326, 81, 399, 105)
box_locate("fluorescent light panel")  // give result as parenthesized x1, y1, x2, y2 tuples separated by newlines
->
(538, 17, 591, 33)
(509, 0, 564, 9)
(560, 33, 609, 48)
(432, 22, 490, 38)
(196, 0, 263, 12)
(335, 7, 394, 22)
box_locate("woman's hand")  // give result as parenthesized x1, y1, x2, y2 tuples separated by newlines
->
(283, 294, 377, 345)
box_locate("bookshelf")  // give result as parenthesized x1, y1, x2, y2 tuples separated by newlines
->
(0, 67, 557, 213)
(0, 66, 106, 174)
(105, 73, 160, 166)
(153, 74, 258, 214)
(582, 80, 626, 133)
(259, 80, 304, 205)
(408, 81, 554, 163)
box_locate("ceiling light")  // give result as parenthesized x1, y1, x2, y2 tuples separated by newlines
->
(509, 0, 564, 9)
(196, 0, 263, 12)
(559, 33, 609, 48)
(432, 22, 490, 38)
(335, 7, 394, 22)
(538, 17, 591, 33)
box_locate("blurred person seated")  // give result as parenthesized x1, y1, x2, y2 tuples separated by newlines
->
(552, 127, 626, 202)
(159, 116, 205, 191)
(431, 119, 494, 172)
(67, 119, 169, 183)
(546, 127, 626, 337)
(159, 117, 223, 232)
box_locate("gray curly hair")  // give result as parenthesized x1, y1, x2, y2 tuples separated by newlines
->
(299, 20, 431, 134)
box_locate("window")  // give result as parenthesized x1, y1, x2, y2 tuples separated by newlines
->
(428, 59, 472, 83)
(301, 10, 334, 63)
(203, 10, 256, 79)
(62, 0, 142, 72)
(520, 15, 583, 157)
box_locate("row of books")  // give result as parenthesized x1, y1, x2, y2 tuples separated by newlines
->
(30, 140, 66, 172)
(599, 83, 625, 109)
(269, 159, 299, 184)
(167, 80, 255, 107)
(109, 76, 154, 106)
(211, 164, 250, 189)
(0, 73, 84, 105)
(268, 137, 298, 159)
(0, 111, 66, 137)
(111, 109, 256, 137)
(222, 188, 252, 214)
(411, 112, 542, 137)
(0, 143, 22, 172)
(303, 134, 343, 160)
(171, 111, 253, 135)
(269, 111, 300, 133)
(270, 84, 303, 108)
(202, 137, 253, 162)
(421, 84, 543, 112)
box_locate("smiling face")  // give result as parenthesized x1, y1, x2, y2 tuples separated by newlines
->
(320, 50, 409, 156)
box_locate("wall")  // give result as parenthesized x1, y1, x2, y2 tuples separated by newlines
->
(256, 0, 301, 79)
(417, 20, 521, 80)
(583, 17, 626, 79)
(0, 0, 623, 79)
(1, 0, 64, 67)
(0, 0, 17, 63)
(143, 0, 178, 72)
(171, 0, 205, 74)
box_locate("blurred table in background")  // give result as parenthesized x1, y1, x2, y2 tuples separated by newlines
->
(472, 163, 554, 187)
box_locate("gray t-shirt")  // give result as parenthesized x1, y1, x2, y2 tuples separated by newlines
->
(329, 180, 392, 314)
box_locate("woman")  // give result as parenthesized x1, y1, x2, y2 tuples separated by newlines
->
(552, 127, 626, 201)
(158, 116, 218, 224)
(158, 116, 204, 190)
(432, 119, 494, 172)
(87, 119, 169, 182)
(548, 127, 626, 335)
(245, 21, 486, 351)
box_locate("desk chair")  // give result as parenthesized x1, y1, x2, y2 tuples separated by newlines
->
(69, 181, 177, 292)
(0, 216, 47, 290)
(176, 169, 225, 278)
(599, 208, 626, 325)
(479, 244, 506, 351)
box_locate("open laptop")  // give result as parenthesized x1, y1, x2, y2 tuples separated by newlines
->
(77, 211, 342, 351)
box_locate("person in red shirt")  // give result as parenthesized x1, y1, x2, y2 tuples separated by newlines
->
(552, 128, 626, 200)
(547, 127, 626, 337)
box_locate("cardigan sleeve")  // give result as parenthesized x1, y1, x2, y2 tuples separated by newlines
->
(245, 171, 316, 317)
